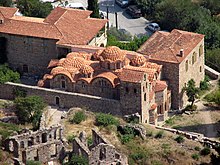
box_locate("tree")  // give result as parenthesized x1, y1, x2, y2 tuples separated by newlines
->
(0, 0, 12, 7)
(64, 154, 89, 165)
(183, 79, 199, 107)
(14, 96, 46, 130)
(0, 64, 20, 84)
(17, 0, 53, 18)
(87, 0, 99, 18)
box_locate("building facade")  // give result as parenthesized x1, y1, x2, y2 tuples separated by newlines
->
(138, 29, 205, 109)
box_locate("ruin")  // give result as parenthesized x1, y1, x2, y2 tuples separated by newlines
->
(72, 129, 128, 165)
(4, 125, 65, 164)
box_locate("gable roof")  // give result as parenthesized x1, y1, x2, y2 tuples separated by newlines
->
(0, 7, 107, 45)
(137, 29, 204, 63)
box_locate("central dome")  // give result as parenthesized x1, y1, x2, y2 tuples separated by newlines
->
(100, 46, 126, 62)
(61, 57, 85, 69)
(131, 55, 146, 66)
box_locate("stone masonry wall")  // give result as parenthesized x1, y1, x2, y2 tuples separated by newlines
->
(0, 33, 58, 76)
(0, 82, 122, 116)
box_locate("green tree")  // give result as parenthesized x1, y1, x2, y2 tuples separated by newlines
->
(199, 0, 220, 15)
(0, 64, 20, 84)
(17, 0, 53, 18)
(0, 0, 12, 7)
(183, 79, 199, 107)
(87, 0, 99, 18)
(14, 96, 46, 130)
(64, 154, 89, 165)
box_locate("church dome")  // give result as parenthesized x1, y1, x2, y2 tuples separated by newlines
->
(61, 57, 85, 69)
(79, 65, 94, 75)
(131, 55, 146, 66)
(100, 46, 126, 62)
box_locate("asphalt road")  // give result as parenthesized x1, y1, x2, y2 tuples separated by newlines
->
(52, 0, 150, 37)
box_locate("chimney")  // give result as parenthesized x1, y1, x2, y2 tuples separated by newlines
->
(179, 49, 184, 57)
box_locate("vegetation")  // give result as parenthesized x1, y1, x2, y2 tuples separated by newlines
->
(200, 76, 210, 91)
(200, 147, 211, 156)
(14, 96, 46, 130)
(191, 153, 200, 160)
(26, 160, 41, 165)
(155, 130, 164, 138)
(87, 0, 99, 18)
(107, 27, 148, 51)
(95, 113, 119, 126)
(184, 104, 197, 111)
(118, 126, 137, 144)
(0, 0, 12, 7)
(17, 0, 53, 18)
(0, 122, 20, 142)
(175, 135, 185, 143)
(67, 134, 76, 143)
(69, 111, 86, 124)
(183, 79, 199, 108)
(0, 64, 20, 84)
(65, 154, 89, 165)
(204, 89, 220, 105)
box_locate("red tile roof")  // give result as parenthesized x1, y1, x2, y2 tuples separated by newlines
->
(0, 7, 107, 45)
(116, 69, 145, 83)
(154, 80, 167, 92)
(137, 29, 204, 63)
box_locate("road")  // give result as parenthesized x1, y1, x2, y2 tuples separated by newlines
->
(52, 0, 150, 36)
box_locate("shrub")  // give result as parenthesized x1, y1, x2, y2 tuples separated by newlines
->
(0, 64, 20, 84)
(87, 137, 93, 147)
(120, 134, 134, 144)
(67, 134, 76, 143)
(155, 131, 164, 138)
(175, 136, 185, 143)
(200, 76, 210, 90)
(66, 154, 89, 165)
(192, 153, 200, 160)
(200, 147, 211, 156)
(26, 160, 41, 165)
(195, 146, 201, 151)
(204, 89, 220, 105)
(184, 104, 197, 111)
(70, 111, 86, 124)
(95, 113, 119, 126)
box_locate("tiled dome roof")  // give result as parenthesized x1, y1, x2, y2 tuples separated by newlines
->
(51, 66, 73, 81)
(79, 65, 94, 74)
(92, 49, 103, 60)
(61, 57, 85, 69)
(100, 46, 125, 62)
(131, 55, 146, 66)
(66, 52, 90, 60)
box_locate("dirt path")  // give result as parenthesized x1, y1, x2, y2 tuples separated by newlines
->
(196, 79, 219, 139)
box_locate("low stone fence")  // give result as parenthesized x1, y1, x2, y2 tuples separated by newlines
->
(0, 82, 121, 116)
(205, 65, 220, 80)
(155, 126, 220, 148)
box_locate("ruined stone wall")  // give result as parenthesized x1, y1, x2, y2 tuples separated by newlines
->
(0, 33, 58, 76)
(0, 82, 122, 116)
(5, 126, 64, 164)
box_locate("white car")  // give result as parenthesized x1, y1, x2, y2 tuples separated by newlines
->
(115, 0, 129, 8)
(146, 23, 161, 32)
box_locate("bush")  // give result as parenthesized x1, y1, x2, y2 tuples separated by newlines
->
(70, 111, 86, 124)
(65, 154, 89, 165)
(0, 64, 20, 84)
(195, 146, 201, 151)
(95, 113, 119, 126)
(175, 135, 185, 143)
(26, 160, 41, 165)
(184, 104, 197, 111)
(192, 153, 200, 160)
(204, 89, 220, 105)
(67, 134, 76, 143)
(155, 131, 164, 139)
(120, 134, 134, 144)
(200, 147, 211, 156)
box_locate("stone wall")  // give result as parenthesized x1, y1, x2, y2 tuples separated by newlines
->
(0, 33, 58, 77)
(5, 125, 64, 164)
(0, 82, 122, 116)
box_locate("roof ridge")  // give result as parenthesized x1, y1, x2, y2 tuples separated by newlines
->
(54, 9, 68, 25)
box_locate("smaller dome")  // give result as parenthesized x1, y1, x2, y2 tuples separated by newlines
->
(100, 46, 126, 62)
(131, 55, 146, 66)
(57, 58, 66, 66)
(61, 57, 85, 69)
(79, 65, 94, 75)
(92, 49, 103, 60)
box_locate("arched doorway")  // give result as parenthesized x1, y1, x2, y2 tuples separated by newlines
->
(55, 96, 60, 106)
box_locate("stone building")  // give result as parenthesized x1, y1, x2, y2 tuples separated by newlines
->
(4, 125, 65, 164)
(72, 129, 128, 165)
(138, 29, 205, 109)
(38, 46, 171, 124)
(0, 6, 107, 76)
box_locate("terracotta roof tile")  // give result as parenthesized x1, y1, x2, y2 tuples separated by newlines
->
(94, 72, 119, 87)
(100, 46, 126, 62)
(138, 29, 204, 63)
(116, 69, 145, 83)
(0, 7, 107, 45)
(154, 80, 167, 92)
(79, 65, 94, 74)
(47, 59, 59, 68)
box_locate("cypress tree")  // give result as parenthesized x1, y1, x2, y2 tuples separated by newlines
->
(87, 0, 100, 18)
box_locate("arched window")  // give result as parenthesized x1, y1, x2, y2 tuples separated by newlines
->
(61, 80, 66, 89)
(116, 62, 121, 69)
(125, 87, 129, 93)
(192, 52, 197, 65)
(199, 45, 203, 57)
(185, 60, 188, 72)
(107, 63, 110, 69)
(200, 66, 202, 72)
(134, 88, 137, 94)
(23, 64, 28, 73)
(144, 93, 146, 101)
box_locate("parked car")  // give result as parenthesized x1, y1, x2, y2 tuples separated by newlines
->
(115, 0, 129, 8)
(65, 3, 86, 10)
(146, 23, 161, 32)
(126, 5, 142, 18)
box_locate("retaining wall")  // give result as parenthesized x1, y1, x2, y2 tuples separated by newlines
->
(0, 82, 121, 116)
